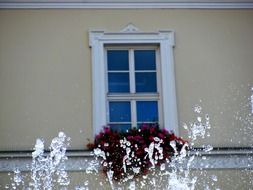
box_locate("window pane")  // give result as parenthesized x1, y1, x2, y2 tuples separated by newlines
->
(109, 102, 131, 122)
(110, 124, 131, 133)
(107, 50, 129, 71)
(134, 50, 156, 70)
(137, 101, 158, 122)
(108, 73, 130, 93)
(135, 72, 157, 92)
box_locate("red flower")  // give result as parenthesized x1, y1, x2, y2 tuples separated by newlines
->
(86, 124, 187, 181)
(149, 127, 156, 134)
(87, 143, 95, 150)
(158, 133, 165, 139)
(127, 136, 134, 141)
(148, 136, 154, 141)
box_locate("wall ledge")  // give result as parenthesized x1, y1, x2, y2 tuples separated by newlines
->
(0, 148, 252, 172)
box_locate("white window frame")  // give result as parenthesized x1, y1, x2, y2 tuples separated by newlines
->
(105, 46, 161, 128)
(89, 24, 178, 136)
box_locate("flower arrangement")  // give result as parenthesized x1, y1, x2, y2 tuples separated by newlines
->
(87, 124, 187, 181)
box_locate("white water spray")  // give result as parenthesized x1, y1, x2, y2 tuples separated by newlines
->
(251, 87, 253, 114)
(9, 132, 71, 190)
(7, 93, 253, 190)
(31, 132, 70, 190)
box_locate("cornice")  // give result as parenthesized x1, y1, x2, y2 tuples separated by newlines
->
(1, 1, 253, 9)
(0, 148, 252, 171)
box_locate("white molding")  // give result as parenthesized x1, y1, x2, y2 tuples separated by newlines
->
(1, 2, 253, 9)
(121, 23, 140, 33)
(0, 149, 252, 172)
(89, 24, 179, 135)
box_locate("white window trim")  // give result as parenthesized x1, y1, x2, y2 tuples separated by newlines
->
(89, 24, 178, 136)
(106, 46, 160, 128)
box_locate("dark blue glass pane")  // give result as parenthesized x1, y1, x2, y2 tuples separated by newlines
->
(137, 101, 158, 122)
(108, 73, 130, 93)
(110, 124, 131, 133)
(134, 50, 156, 70)
(109, 102, 131, 122)
(107, 50, 129, 71)
(135, 72, 157, 92)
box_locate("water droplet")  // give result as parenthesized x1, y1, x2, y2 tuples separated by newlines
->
(182, 123, 188, 130)
(211, 175, 218, 182)
(5, 184, 10, 189)
(160, 163, 166, 171)
(84, 180, 89, 186)
(194, 105, 202, 113)
(203, 145, 213, 152)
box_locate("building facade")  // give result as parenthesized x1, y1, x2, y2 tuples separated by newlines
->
(0, 1, 253, 189)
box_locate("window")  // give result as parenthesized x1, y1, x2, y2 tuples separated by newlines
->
(106, 47, 161, 132)
(89, 24, 178, 135)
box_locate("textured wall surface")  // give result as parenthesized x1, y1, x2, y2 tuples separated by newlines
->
(0, 168, 252, 189)
(0, 9, 253, 150)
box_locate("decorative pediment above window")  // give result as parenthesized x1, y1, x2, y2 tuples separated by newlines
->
(120, 23, 140, 33)
(89, 24, 175, 47)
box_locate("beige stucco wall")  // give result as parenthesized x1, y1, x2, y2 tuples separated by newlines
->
(0, 9, 253, 150)
(0, 169, 252, 189)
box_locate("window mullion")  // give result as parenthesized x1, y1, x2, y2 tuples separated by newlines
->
(129, 49, 136, 93)
(129, 49, 137, 128)
(131, 100, 137, 128)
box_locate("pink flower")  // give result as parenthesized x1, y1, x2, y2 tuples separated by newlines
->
(134, 135, 143, 141)
(127, 136, 134, 141)
(88, 124, 188, 181)
(140, 124, 149, 130)
(104, 126, 111, 133)
(149, 127, 156, 134)
(158, 133, 165, 139)
(162, 128, 169, 135)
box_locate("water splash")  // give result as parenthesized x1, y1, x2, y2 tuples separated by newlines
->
(166, 104, 217, 190)
(166, 172, 197, 190)
(251, 87, 253, 114)
(88, 108, 216, 190)
(184, 105, 211, 144)
(8, 132, 71, 190)
(5, 93, 253, 189)
(7, 110, 217, 190)
(11, 168, 24, 189)
(30, 132, 70, 190)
